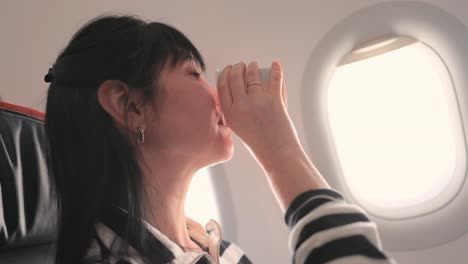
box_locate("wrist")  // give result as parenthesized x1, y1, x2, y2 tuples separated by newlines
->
(255, 140, 305, 173)
(256, 143, 330, 212)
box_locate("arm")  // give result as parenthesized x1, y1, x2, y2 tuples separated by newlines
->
(256, 142, 329, 213)
(257, 144, 397, 264)
(217, 60, 395, 263)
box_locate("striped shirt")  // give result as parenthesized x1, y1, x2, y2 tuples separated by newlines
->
(286, 189, 396, 264)
(85, 188, 396, 263)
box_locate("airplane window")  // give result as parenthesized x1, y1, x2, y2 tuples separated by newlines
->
(185, 168, 222, 225)
(327, 37, 466, 219)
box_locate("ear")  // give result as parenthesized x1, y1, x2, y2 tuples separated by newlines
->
(97, 80, 145, 131)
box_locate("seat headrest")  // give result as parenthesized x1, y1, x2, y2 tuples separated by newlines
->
(0, 102, 57, 250)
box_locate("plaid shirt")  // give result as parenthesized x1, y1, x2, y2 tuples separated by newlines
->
(84, 206, 252, 264)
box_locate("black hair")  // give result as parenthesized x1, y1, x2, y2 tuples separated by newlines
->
(45, 14, 205, 264)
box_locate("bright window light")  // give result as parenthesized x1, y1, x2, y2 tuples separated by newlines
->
(185, 169, 222, 225)
(328, 40, 465, 219)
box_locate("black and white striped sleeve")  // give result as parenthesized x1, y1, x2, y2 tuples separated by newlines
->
(284, 189, 396, 264)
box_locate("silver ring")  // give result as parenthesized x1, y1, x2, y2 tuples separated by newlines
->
(247, 81, 262, 88)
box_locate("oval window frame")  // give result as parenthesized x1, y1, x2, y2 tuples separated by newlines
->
(300, 1, 468, 251)
(327, 36, 464, 220)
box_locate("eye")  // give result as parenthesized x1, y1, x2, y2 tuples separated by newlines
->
(191, 72, 201, 79)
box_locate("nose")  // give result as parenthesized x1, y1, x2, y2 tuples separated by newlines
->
(209, 84, 222, 115)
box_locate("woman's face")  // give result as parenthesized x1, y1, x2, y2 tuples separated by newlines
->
(143, 59, 233, 167)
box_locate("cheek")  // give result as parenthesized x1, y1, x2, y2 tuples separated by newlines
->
(150, 80, 216, 143)
(157, 100, 214, 140)
(178, 92, 214, 125)
(186, 103, 215, 132)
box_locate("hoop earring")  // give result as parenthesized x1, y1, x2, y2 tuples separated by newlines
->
(137, 125, 145, 144)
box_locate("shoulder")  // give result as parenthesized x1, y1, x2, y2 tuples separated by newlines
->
(84, 223, 147, 264)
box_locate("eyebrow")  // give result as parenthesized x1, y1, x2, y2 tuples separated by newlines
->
(184, 59, 204, 73)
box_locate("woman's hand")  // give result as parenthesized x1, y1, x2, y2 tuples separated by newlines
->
(217, 60, 300, 164)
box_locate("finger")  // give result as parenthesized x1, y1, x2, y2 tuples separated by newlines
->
(228, 62, 247, 100)
(217, 65, 233, 108)
(245, 61, 262, 94)
(282, 79, 288, 109)
(269, 60, 283, 98)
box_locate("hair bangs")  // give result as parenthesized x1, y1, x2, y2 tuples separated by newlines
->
(148, 22, 206, 73)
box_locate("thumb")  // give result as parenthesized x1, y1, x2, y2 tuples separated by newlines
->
(282, 79, 288, 109)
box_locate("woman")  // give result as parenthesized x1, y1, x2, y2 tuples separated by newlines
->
(45, 14, 396, 263)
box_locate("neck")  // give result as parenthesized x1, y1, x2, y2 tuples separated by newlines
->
(139, 148, 204, 251)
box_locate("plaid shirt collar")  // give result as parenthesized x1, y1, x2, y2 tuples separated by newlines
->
(88, 206, 223, 264)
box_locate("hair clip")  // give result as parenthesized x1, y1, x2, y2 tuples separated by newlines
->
(44, 68, 54, 83)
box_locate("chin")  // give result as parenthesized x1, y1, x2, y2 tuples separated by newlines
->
(209, 144, 234, 167)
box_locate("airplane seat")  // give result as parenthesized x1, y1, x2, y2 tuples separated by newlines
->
(0, 101, 57, 263)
